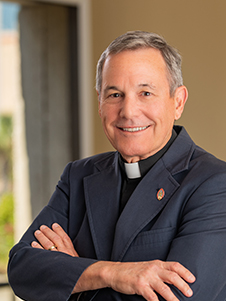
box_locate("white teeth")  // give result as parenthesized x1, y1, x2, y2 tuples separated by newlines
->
(122, 126, 148, 132)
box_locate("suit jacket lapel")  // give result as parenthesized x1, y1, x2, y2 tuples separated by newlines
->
(83, 154, 121, 260)
(111, 159, 180, 261)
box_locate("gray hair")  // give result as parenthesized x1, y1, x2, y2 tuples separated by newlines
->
(96, 31, 183, 97)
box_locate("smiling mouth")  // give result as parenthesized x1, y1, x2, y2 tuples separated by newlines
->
(120, 126, 149, 132)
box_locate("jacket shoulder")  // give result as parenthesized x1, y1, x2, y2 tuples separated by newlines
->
(167, 126, 226, 176)
(191, 145, 226, 174)
(63, 151, 118, 179)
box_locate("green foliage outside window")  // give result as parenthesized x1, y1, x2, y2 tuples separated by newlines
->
(0, 192, 14, 273)
(0, 116, 14, 273)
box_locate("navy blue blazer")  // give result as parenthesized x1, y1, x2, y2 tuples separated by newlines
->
(8, 126, 226, 300)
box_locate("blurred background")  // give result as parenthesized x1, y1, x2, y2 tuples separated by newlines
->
(1, 0, 226, 299)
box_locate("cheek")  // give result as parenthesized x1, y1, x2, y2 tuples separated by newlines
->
(143, 103, 162, 122)
(100, 104, 118, 123)
(158, 102, 176, 123)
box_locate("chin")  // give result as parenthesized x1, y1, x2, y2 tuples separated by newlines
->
(120, 149, 147, 160)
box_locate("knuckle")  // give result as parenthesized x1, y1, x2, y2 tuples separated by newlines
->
(152, 259, 161, 266)
(53, 234, 62, 244)
(171, 261, 181, 271)
(136, 283, 156, 301)
(148, 263, 159, 274)
(168, 271, 178, 283)
(62, 234, 71, 244)
(158, 283, 171, 295)
(62, 233, 70, 241)
(136, 277, 145, 289)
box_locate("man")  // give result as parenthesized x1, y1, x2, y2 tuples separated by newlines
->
(8, 31, 226, 300)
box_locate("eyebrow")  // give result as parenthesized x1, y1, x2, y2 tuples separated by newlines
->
(138, 83, 156, 90)
(104, 85, 119, 92)
(102, 86, 121, 97)
(102, 83, 157, 96)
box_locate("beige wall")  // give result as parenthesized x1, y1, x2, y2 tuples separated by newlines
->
(91, 0, 226, 161)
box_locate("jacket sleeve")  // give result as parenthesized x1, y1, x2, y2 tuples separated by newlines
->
(7, 162, 97, 301)
(163, 171, 226, 300)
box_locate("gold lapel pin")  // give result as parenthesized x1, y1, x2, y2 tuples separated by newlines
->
(157, 188, 165, 200)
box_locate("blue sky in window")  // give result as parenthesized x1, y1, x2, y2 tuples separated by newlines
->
(1, 2, 20, 30)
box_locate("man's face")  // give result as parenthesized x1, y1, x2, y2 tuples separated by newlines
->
(98, 48, 187, 163)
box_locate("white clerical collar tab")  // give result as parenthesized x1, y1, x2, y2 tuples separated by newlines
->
(124, 162, 141, 179)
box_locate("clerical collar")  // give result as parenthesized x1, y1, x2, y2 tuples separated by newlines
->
(124, 162, 141, 179)
(119, 129, 177, 179)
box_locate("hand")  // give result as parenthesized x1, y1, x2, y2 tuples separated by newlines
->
(74, 260, 195, 301)
(31, 223, 79, 257)
(107, 260, 195, 300)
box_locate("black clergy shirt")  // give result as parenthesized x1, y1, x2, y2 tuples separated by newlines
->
(118, 129, 177, 214)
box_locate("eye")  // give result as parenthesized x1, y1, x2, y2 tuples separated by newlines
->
(105, 92, 122, 103)
(142, 91, 151, 96)
(109, 93, 121, 98)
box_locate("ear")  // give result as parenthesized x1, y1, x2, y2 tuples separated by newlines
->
(174, 85, 188, 120)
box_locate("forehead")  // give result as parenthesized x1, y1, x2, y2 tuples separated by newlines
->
(101, 48, 169, 89)
(105, 47, 166, 66)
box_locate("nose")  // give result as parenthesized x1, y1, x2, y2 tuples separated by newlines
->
(119, 94, 139, 119)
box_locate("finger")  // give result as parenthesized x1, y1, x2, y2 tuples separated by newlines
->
(159, 267, 193, 298)
(51, 223, 79, 257)
(39, 225, 62, 247)
(157, 272, 193, 299)
(52, 223, 74, 248)
(39, 224, 78, 257)
(34, 229, 57, 251)
(151, 281, 180, 301)
(137, 286, 160, 301)
(31, 241, 44, 249)
(168, 262, 196, 283)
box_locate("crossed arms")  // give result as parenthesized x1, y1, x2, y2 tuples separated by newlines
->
(31, 223, 195, 301)
(8, 159, 226, 301)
